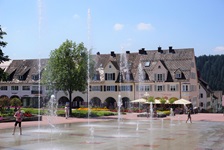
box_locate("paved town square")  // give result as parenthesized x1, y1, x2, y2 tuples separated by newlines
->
(1, 113, 224, 150)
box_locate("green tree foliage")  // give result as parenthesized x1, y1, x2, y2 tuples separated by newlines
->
(0, 25, 10, 81)
(147, 96, 155, 103)
(196, 55, 224, 93)
(0, 96, 10, 113)
(10, 97, 22, 110)
(42, 40, 88, 115)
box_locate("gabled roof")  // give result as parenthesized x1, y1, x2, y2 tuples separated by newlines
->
(94, 48, 194, 82)
(4, 59, 48, 83)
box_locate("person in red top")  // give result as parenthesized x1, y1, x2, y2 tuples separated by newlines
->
(12, 107, 23, 135)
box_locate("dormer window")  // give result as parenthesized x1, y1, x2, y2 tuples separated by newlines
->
(32, 74, 39, 80)
(105, 73, 115, 80)
(19, 75, 23, 80)
(175, 72, 182, 79)
(145, 61, 150, 67)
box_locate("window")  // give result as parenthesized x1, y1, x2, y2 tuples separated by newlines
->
(11, 86, 19, 91)
(93, 74, 100, 80)
(175, 73, 181, 78)
(106, 73, 115, 80)
(22, 86, 30, 90)
(92, 86, 101, 91)
(170, 85, 176, 91)
(120, 85, 132, 91)
(106, 85, 116, 91)
(182, 85, 189, 92)
(19, 75, 23, 80)
(109, 65, 112, 68)
(145, 61, 150, 67)
(200, 93, 203, 98)
(200, 102, 203, 107)
(32, 75, 39, 80)
(0, 86, 7, 90)
(157, 74, 163, 81)
(145, 85, 150, 91)
(157, 85, 163, 91)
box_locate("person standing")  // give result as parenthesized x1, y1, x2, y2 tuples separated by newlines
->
(12, 107, 23, 135)
(186, 108, 192, 123)
(65, 104, 69, 119)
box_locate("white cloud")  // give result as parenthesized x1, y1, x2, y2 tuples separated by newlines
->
(213, 46, 224, 53)
(137, 23, 153, 31)
(114, 23, 124, 31)
(73, 14, 80, 19)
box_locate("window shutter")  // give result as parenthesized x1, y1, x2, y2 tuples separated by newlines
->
(105, 73, 107, 80)
(104, 85, 106, 91)
(115, 85, 117, 91)
(113, 73, 115, 80)
(162, 73, 165, 81)
(130, 85, 132, 91)
(154, 74, 157, 81)
(100, 86, 102, 91)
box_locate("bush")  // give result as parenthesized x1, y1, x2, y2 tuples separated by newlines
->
(72, 109, 117, 118)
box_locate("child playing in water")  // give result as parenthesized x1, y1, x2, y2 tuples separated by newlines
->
(12, 107, 23, 135)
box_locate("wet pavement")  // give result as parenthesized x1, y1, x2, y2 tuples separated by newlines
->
(0, 113, 224, 150)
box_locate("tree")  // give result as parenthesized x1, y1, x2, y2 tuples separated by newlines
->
(147, 96, 155, 103)
(10, 97, 22, 111)
(42, 40, 88, 115)
(0, 96, 10, 113)
(0, 25, 10, 81)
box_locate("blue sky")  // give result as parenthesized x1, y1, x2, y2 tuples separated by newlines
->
(0, 0, 224, 59)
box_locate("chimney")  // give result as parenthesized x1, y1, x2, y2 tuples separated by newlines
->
(169, 46, 175, 53)
(97, 52, 100, 55)
(139, 48, 145, 54)
(126, 51, 130, 54)
(158, 46, 163, 53)
(111, 51, 116, 57)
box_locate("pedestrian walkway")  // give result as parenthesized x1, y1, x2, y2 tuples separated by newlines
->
(1, 113, 224, 150)
(1, 113, 224, 129)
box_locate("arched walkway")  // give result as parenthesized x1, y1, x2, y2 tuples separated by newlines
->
(90, 97, 102, 107)
(105, 97, 116, 109)
(73, 96, 84, 108)
(122, 97, 130, 108)
(58, 96, 69, 107)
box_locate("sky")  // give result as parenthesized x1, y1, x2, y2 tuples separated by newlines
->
(0, 0, 224, 59)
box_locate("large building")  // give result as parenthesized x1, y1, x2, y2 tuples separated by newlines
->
(0, 47, 199, 109)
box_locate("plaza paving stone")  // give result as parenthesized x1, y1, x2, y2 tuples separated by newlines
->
(0, 113, 224, 150)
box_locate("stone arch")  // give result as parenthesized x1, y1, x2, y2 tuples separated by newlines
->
(73, 96, 84, 108)
(122, 97, 130, 109)
(58, 96, 69, 107)
(105, 97, 116, 109)
(90, 97, 102, 107)
(10, 95, 20, 99)
(0, 95, 9, 99)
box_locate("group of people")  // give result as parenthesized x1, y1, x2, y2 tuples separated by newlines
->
(11, 105, 192, 135)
